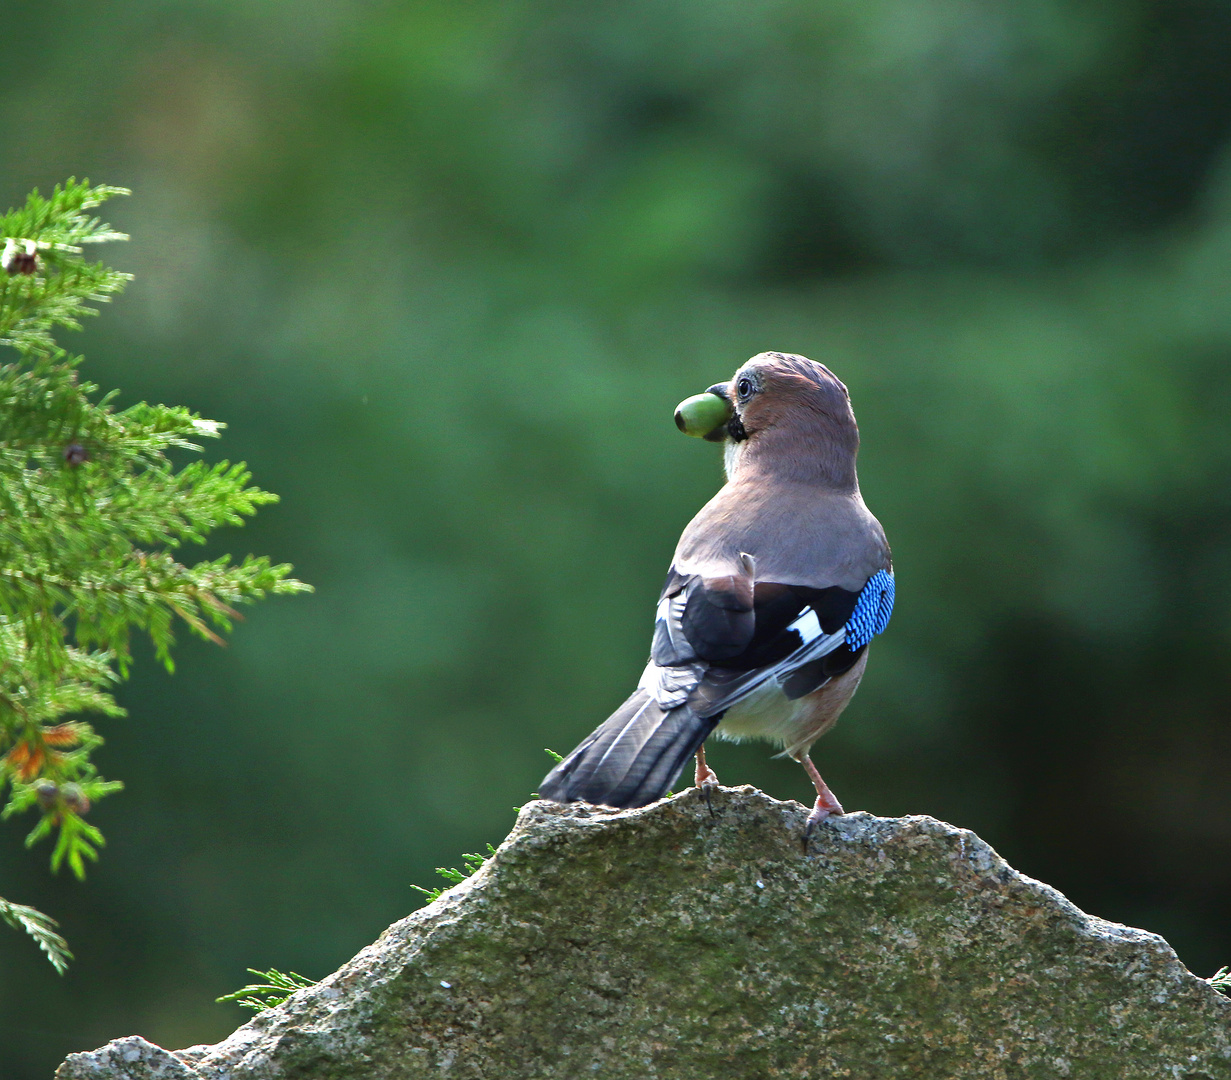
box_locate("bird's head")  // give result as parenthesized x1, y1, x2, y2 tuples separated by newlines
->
(674, 352, 860, 486)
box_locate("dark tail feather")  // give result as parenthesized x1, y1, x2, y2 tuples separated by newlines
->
(539, 688, 718, 809)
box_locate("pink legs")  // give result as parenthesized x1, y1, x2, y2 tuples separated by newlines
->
(694, 744, 719, 789)
(801, 754, 844, 835)
(689, 745, 842, 834)
(694, 744, 720, 815)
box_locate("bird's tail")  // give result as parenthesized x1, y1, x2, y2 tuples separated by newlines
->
(539, 688, 718, 809)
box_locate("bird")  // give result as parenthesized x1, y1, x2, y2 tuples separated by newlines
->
(539, 351, 893, 831)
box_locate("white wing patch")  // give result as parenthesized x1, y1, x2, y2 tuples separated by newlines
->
(642, 595, 849, 716)
(787, 608, 822, 644)
(709, 620, 846, 715)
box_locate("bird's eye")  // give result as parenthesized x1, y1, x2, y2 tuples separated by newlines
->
(736, 377, 754, 400)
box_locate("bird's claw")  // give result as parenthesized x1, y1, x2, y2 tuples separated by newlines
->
(802, 795, 845, 846)
(694, 747, 719, 816)
(799, 754, 843, 847)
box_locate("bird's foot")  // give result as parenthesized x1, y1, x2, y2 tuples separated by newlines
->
(694, 746, 719, 816)
(803, 791, 845, 837)
(800, 754, 844, 844)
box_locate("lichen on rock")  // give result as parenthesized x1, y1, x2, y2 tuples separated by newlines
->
(57, 787, 1231, 1079)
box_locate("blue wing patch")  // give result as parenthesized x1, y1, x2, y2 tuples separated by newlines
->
(845, 569, 894, 651)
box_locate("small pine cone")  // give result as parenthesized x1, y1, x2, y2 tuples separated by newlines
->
(61, 783, 90, 815)
(63, 442, 88, 466)
(34, 779, 59, 810)
(2, 238, 39, 275)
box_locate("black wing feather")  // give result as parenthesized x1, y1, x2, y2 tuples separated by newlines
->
(541, 566, 867, 809)
(538, 688, 717, 808)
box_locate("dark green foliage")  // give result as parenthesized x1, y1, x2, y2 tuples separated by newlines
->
(216, 968, 319, 1013)
(0, 181, 308, 966)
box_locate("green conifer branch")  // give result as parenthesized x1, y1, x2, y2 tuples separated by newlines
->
(216, 967, 320, 1013)
(0, 894, 72, 974)
(411, 844, 498, 904)
(0, 180, 310, 969)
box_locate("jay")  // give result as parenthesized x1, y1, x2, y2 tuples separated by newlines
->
(540, 352, 893, 830)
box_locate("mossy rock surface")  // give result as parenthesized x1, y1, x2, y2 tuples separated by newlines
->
(58, 787, 1231, 1079)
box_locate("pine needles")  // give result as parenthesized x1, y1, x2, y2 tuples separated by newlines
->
(0, 180, 310, 969)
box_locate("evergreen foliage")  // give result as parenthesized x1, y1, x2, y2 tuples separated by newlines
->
(0, 180, 309, 968)
(9, 8, 1231, 1075)
(0, 894, 71, 975)
(216, 967, 319, 1013)
(411, 844, 497, 905)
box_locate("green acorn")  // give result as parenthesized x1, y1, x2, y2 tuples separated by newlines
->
(674, 392, 733, 441)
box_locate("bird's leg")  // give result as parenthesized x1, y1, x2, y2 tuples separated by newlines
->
(801, 754, 844, 838)
(694, 744, 719, 815)
(694, 744, 719, 788)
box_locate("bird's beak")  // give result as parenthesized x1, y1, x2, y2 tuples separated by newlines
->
(674, 385, 734, 441)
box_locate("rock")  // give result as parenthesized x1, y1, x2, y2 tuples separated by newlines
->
(56, 1036, 199, 1080)
(58, 787, 1231, 1079)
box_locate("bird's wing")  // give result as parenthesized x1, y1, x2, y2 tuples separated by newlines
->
(640, 566, 895, 718)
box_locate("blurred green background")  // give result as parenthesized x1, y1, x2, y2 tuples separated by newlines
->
(5, 1, 1231, 1074)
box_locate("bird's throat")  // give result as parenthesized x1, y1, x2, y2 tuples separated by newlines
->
(723, 437, 745, 482)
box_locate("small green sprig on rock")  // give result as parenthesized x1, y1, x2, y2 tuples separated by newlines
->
(216, 968, 320, 1013)
(411, 844, 498, 904)
(0, 180, 310, 968)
